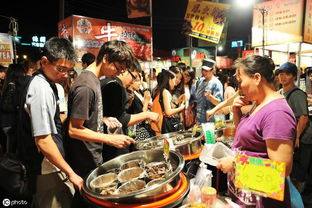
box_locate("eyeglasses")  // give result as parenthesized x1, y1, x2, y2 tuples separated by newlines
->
(55, 66, 74, 74)
(128, 70, 137, 80)
(113, 62, 127, 74)
(49, 60, 74, 74)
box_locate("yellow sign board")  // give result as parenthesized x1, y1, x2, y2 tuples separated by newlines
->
(184, 0, 230, 44)
(234, 154, 286, 201)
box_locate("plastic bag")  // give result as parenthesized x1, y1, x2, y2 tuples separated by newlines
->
(287, 177, 304, 208)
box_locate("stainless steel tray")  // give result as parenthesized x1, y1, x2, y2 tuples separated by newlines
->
(135, 131, 203, 156)
(82, 149, 185, 203)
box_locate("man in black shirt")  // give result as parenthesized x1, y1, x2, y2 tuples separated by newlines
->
(278, 62, 312, 193)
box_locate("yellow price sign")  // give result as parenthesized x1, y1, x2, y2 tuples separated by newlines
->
(184, 0, 230, 44)
(234, 154, 286, 201)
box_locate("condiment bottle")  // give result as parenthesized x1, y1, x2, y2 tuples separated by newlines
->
(201, 186, 217, 207)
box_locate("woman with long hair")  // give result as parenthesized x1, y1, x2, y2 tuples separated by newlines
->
(151, 69, 185, 135)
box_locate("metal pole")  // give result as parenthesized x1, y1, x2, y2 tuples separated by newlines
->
(297, 42, 302, 87)
(59, 0, 64, 21)
(9, 18, 18, 64)
(213, 0, 219, 60)
(190, 36, 193, 68)
(256, 8, 267, 56)
(215, 46, 218, 59)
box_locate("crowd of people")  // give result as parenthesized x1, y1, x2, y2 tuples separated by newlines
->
(0, 37, 311, 208)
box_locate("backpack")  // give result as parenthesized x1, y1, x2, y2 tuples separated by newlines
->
(284, 87, 312, 143)
(0, 76, 42, 197)
(0, 82, 18, 113)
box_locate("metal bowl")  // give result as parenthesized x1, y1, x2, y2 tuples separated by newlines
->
(89, 173, 117, 192)
(120, 159, 145, 170)
(99, 182, 118, 196)
(117, 167, 145, 183)
(134, 131, 203, 156)
(117, 179, 146, 195)
(82, 149, 185, 203)
(146, 178, 165, 187)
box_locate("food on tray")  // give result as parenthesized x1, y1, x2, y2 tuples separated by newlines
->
(117, 167, 145, 182)
(117, 179, 146, 195)
(99, 182, 118, 195)
(120, 159, 145, 170)
(146, 178, 164, 187)
(146, 162, 167, 179)
(89, 173, 117, 192)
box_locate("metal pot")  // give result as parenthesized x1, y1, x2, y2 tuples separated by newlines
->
(134, 131, 203, 156)
(82, 149, 185, 203)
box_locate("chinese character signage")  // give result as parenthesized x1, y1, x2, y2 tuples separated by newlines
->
(58, 15, 152, 61)
(31, 36, 46, 48)
(234, 154, 286, 201)
(184, 0, 230, 44)
(0, 33, 13, 65)
(252, 0, 304, 47)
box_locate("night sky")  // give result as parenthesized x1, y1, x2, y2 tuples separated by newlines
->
(0, 0, 260, 59)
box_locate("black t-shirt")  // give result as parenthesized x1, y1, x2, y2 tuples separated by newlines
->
(101, 77, 131, 126)
(127, 93, 143, 115)
(66, 70, 104, 177)
(100, 77, 131, 162)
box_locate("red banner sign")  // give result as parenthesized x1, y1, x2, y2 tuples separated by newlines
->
(58, 15, 152, 61)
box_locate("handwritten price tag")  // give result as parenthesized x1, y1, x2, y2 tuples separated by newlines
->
(234, 154, 286, 201)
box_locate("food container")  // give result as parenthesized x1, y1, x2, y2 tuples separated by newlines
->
(135, 131, 203, 156)
(146, 178, 172, 194)
(83, 172, 190, 208)
(120, 159, 145, 170)
(145, 161, 167, 179)
(201, 186, 217, 207)
(117, 167, 145, 183)
(82, 149, 184, 203)
(89, 173, 117, 192)
(117, 179, 146, 195)
(223, 121, 236, 139)
(99, 182, 118, 196)
(146, 178, 165, 187)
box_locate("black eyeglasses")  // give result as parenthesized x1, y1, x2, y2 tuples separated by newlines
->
(128, 70, 137, 80)
(113, 62, 127, 74)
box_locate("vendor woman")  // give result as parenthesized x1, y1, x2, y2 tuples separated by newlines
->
(216, 55, 296, 207)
